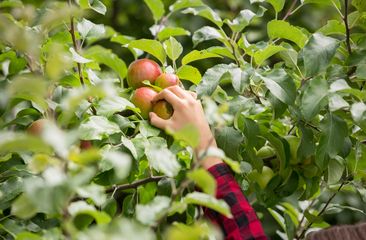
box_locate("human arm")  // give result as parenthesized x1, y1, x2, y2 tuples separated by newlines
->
(149, 86, 267, 239)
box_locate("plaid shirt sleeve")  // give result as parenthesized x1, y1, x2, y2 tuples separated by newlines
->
(204, 163, 268, 240)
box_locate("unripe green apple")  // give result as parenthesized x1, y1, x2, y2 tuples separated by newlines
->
(27, 119, 50, 136)
(256, 145, 276, 159)
(127, 58, 162, 89)
(284, 135, 300, 164)
(155, 73, 180, 89)
(131, 87, 158, 119)
(248, 166, 274, 189)
(152, 100, 173, 120)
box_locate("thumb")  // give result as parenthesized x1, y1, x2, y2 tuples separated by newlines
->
(149, 112, 170, 130)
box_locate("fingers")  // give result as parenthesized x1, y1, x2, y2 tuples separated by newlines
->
(149, 112, 170, 129)
(167, 85, 187, 98)
(153, 88, 182, 108)
(188, 91, 197, 99)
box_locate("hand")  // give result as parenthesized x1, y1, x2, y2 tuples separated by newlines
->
(149, 86, 222, 169)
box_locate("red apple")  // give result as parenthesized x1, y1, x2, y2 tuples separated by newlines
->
(155, 73, 180, 89)
(153, 100, 173, 120)
(27, 119, 50, 136)
(131, 87, 158, 119)
(127, 58, 162, 89)
(80, 140, 93, 150)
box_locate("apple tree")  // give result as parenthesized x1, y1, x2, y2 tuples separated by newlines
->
(0, 0, 366, 239)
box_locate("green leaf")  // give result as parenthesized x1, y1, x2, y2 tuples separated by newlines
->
(16, 232, 42, 240)
(328, 156, 344, 184)
(76, 184, 106, 206)
(84, 46, 127, 79)
(139, 121, 161, 137)
(302, 0, 341, 8)
(145, 145, 181, 177)
(79, 0, 107, 15)
(79, 116, 121, 140)
(0, 132, 52, 155)
(121, 137, 138, 160)
(284, 213, 296, 240)
(224, 9, 256, 33)
(302, 33, 339, 77)
(163, 37, 183, 62)
(268, 208, 286, 231)
(192, 26, 224, 47)
(0, 176, 23, 207)
(176, 65, 202, 85)
(0, 0, 23, 8)
(144, 0, 165, 22)
(267, 20, 308, 48)
(253, 44, 286, 65)
(300, 76, 328, 121)
(352, 0, 366, 12)
(356, 64, 366, 79)
(232, 68, 250, 94)
(215, 126, 243, 160)
(351, 102, 366, 130)
(128, 39, 166, 64)
(318, 20, 346, 36)
(169, 0, 204, 12)
(316, 113, 348, 169)
(184, 192, 232, 218)
(70, 47, 92, 63)
(196, 63, 236, 97)
(69, 148, 101, 165)
(257, 69, 296, 105)
(102, 151, 132, 179)
(182, 50, 222, 65)
(97, 96, 134, 117)
(138, 182, 157, 204)
(68, 201, 111, 227)
(168, 123, 200, 147)
(8, 74, 48, 112)
(136, 196, 170, 226)
(11, 194, 37, 219)
(328, 93, 349, 112)
(182, 6, 223, 27)
(187, 168, 216, 195)
(157, 27, 190, 41)
(260, 129, 289, 175)
(77, 18, 105, 40)
(267, 0, 285, 12)
(0, 51, 26, 76)
(207, 46, 235, 60)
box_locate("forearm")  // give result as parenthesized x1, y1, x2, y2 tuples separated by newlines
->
(205, 163, 267, 240)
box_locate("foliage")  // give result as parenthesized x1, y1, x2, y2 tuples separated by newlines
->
(0, 0, 366, 239)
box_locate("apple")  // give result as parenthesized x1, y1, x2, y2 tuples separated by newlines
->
(27, 119, 50, 136)
(152, 100, 173, 120)
(131, 87, 158, 119)
(248, 166, 274, 189)
(256, 145, 276, 159)
(155, 73, 180, 89)
(80, 140, 93, 150)
(127, 58, 162, 89)
(284, 135, 300, 164)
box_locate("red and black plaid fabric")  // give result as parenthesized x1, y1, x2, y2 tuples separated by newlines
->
(205, 163, 268, 240)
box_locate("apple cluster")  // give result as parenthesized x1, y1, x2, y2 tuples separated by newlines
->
(128, 58, 180, 119)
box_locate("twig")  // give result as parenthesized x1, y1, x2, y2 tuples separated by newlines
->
(249, 85, 261, 103)
(343, 0, 352, 55)
(69, 16, 85, 86)
(297, 181, 346, 239)
(295, 199, 317, 239)
(283, 0, 298, 20)
(105, 176, 165, 193)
